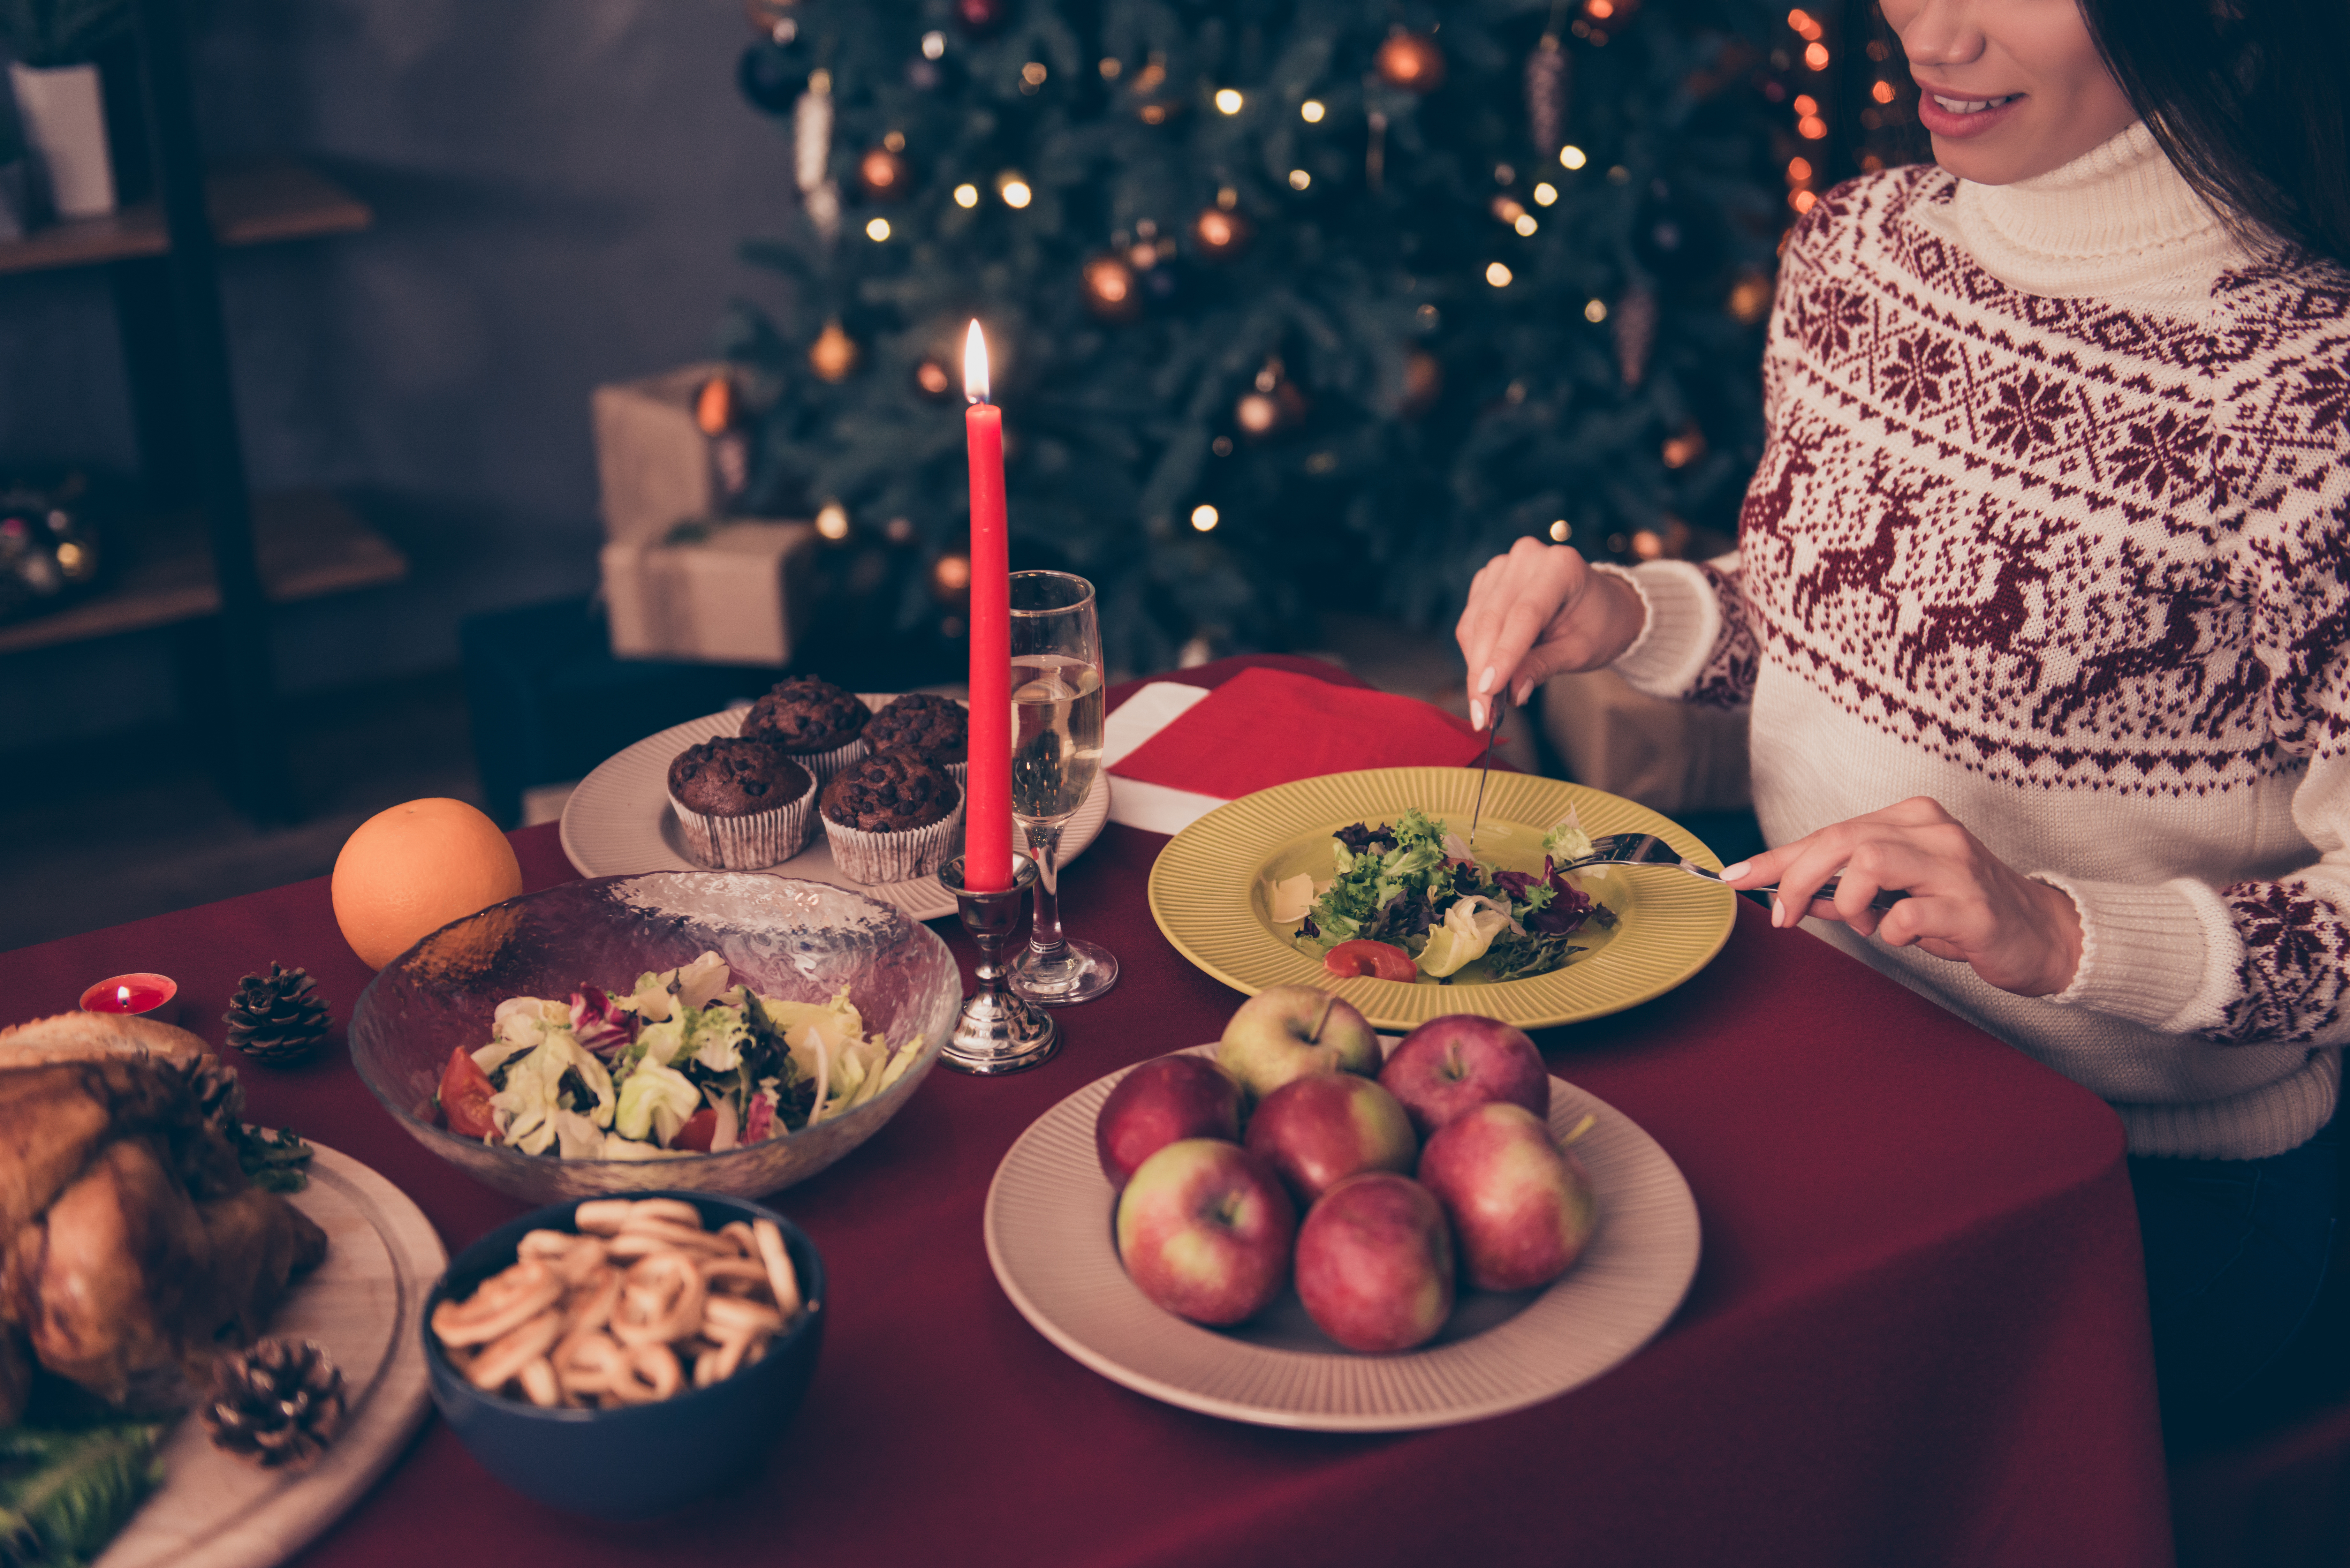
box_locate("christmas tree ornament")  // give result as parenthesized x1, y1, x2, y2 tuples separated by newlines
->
(1727, 268, 1774, 326)
(1661, 423, 1708, 469)
(1236, 360, 1308, 437)
(858, 144, 911, 201)
(695, 373, 738, 436)
(742, 0, 797, 42)
(1375, 31, 1447, 93)
(737, 40, 807, 114)
(809, 319, 860, 381)
(1400, 350, 1444, 418)
(794, 68, 840, 242)
(1612, 285, 1658, 388)
(204, 1338, 346, 1472)
(1080, 253, 1143, 322)
(1525, 33, 1569, 154)
(222, 963, 331, 1066)
(954, 0, 1008, 36)
(1191, 204, 1254, 261)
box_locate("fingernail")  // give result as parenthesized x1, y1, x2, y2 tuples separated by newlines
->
(1719, 861, 1750, 882)
(1470, 699, 1486, 730)
(1478, 666, 1496, 695)
(1514, 678, 1533, 707)
(1771, 895, 1786, 927)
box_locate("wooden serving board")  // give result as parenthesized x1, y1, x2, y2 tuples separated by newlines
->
(93, 1144, 445, 1568)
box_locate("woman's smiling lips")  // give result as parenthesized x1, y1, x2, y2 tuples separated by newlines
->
(1914, 83, 2027, 139)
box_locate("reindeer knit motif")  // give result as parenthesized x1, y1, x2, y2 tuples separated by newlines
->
(1603, 123, 2350, 1159)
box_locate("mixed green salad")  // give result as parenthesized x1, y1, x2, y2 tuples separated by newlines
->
(1279, 808, 1616, 983)
(431, 952, 925, 1159)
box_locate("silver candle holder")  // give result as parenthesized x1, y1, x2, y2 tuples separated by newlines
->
(937, 853, 1061, 1075)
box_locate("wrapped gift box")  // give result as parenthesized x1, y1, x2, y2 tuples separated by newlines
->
(1539, 667, 1751, 815)
(601, 522, 817, 667)
(593, 362, 741, 544)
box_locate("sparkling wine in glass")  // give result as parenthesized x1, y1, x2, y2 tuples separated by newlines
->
(1007, 571, 1117, 1005)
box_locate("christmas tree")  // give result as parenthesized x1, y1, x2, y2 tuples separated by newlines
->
(720, 0, 1899, 676)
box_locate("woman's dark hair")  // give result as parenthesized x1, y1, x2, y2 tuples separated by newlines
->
(2079, 0, 2350, 267)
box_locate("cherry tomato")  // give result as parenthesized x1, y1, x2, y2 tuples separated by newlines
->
(437, 1046, 499, 1141)
(673, 1108, 720, 1153)
(1324, 939, 1419, 983)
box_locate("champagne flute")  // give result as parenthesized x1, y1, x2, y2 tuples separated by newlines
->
(1006, 570, 1118, 1005)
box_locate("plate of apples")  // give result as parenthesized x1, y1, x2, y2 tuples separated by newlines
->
(982, 985, 1701, 1431)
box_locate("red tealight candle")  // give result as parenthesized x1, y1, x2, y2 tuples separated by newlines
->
(80, 972, 179, 1019)
(963, 320, 1014, 893)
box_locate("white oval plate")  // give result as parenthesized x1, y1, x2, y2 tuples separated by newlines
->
(983, 1042, 1701, 1432)
(96, 1143, 444, 1568)
(560, 697, 1112, 922)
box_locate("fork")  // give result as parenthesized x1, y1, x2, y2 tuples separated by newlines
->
(1560, 832, 1910, 913)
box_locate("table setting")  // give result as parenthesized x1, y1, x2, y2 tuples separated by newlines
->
(0, 325, 2175, 1568)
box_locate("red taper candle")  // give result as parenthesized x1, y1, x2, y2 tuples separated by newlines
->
(963, 321, 1014, 892)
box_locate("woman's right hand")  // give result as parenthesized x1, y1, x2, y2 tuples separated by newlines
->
(1455, 538, 1649, 728)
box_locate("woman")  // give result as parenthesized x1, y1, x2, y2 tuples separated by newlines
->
(1458, 0, 2350, 1419)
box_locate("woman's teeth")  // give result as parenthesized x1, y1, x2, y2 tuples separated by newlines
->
(1932, 94, 2015, 114)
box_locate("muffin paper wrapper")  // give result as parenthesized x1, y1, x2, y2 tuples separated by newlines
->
(822, 786, 967, 885)
(668, 775, 817, 870)
(789, 735, 868, 784)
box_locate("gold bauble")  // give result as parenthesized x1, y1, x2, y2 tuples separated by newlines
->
(1235, 391, 1280, 436)
(694, 373, 738, 436)
(1080, 253, 1144, 322)
(858, 146, 911, 201)
(1727, 268, 1774, 327)
(1191, 205, 1255, 261)
(808, 319, 860, 382)
(1399, 350, 1443, 418)
(1374, 32, 1447, 92)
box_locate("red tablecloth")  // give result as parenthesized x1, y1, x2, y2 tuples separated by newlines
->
(0, 655, 2172, 1567)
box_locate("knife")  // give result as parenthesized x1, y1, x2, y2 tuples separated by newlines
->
(1466, 696, 1503, 853)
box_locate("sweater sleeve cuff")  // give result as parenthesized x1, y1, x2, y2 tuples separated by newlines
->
(1591, 560, 1721, 702)
(2035, 872, 2238, 1035)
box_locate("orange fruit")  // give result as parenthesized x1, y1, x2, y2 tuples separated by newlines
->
(331, 798, 524, 969)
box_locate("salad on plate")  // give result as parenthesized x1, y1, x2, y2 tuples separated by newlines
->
(1270, 808, 1616, 985)
(430, 952, 925, 1159)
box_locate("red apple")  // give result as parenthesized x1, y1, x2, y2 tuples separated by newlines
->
(1377, 1014, 1549, 1139)
(1095, 1053, 1244, 1188)
(1244, 1072, 1418, 1206)
(1293, 1172, 1455, 1353)
(1215, 984, 1382, 1104)
(1115, 1138, 1297, 1326)
(1416, 1103, 1598, 1292)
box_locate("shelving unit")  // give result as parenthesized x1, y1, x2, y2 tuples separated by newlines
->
(0, 158, 370, 276)
(1, 0, 403, 821)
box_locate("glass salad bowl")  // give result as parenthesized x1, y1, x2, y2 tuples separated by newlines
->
(349, 872, 961, 1205)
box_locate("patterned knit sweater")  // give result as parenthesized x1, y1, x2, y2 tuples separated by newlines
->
(1605, 122, 2350, 1160)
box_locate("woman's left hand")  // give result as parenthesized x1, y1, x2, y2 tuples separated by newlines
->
(1720, 797, 2085, 998)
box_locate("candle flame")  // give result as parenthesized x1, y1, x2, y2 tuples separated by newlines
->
(964, 320, 990, 404)
(117, 984, 131, 1006)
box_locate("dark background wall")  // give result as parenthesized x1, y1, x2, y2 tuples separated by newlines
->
(0, 0, 795, 752)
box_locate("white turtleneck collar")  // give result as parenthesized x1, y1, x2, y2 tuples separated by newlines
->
(1921, 120, 2255, 305)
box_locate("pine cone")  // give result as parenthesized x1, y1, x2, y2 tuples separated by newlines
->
(203, 1338, 345, 1473)
(183, 1052, 246, 1137)
(223, 963, 331, 1065)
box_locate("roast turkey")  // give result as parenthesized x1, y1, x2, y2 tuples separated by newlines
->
(0, 1013, 327, 1422)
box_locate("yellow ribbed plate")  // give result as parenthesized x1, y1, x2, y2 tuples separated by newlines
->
(1147, 767, 1735, 1031)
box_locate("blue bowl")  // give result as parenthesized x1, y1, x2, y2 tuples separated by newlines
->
(423, 1191, 826, 1518)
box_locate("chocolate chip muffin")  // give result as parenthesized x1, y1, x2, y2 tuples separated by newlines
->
(740, 676, 871, 780)
(863, 693, 969, 777)
(666, 736, 817, 869)
(818, 749, 966, 884)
